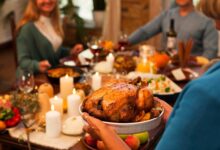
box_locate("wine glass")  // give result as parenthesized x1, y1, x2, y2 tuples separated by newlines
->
(118, 33, 128, 51)
(87, 37, 103, 64)
(17, 68, 35, 94)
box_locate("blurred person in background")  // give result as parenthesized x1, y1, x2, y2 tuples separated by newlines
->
(198, 0, 220, 56)
(16, 0, 83, 74)
(128, 0, 218, 59)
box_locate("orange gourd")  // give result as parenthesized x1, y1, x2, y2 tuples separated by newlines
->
(149, 53, 170, 68)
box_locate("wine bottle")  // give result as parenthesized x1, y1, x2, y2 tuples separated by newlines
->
(166, 19, 177, 55)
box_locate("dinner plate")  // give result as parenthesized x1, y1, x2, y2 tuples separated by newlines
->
(63, 60, 76, 67)
(168, 68, 199, 82)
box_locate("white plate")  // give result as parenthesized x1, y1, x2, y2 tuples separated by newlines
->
(63, 60, 76, 67)
(127, 72, 182, 95)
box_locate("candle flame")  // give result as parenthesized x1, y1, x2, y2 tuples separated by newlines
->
(72, 88, 76, 94)
(65, 74, 69, 78)
(51, 105, 55, 111)
(55, 96, 58, 100)
(91, 45, 98, 49)
(95, 72, 99, 76)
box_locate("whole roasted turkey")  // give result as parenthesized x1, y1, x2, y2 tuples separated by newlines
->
(82, 78, 154, 122)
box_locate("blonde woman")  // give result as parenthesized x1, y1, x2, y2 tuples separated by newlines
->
(16, 0, 83, 73)
(199, 0, 220, 56)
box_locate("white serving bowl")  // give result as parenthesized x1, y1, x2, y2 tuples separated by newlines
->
(79, 104, 164, 134)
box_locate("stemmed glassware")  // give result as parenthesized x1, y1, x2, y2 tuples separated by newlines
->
(87, 37, 103, 64)
(118, 33, 129, 51)
(17, 68, 35, 94)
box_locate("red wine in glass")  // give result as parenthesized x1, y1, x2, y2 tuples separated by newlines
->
(90, 44, 102, 63)
(118, 40, 129, 51)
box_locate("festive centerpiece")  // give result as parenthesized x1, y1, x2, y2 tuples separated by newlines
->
(0, 95, 21, 129)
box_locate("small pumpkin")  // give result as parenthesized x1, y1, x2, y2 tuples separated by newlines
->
(149, 53, 170, 68)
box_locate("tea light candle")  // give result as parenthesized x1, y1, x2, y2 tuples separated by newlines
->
(92, 72, 101, 91)
(67, 89, 81, 117)
(60, 74, 74, 112)
(46, 105, 61, 138)
(50, 96, 63, 115)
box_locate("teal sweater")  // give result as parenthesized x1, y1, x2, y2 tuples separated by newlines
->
(128, 7, 218, 59)
(16, 22, 70, 74)
(156, 62, 220, 150)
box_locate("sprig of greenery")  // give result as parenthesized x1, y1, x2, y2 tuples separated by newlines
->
(10, 91, 40, 116)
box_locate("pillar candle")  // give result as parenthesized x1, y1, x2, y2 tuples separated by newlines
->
(106, 53, 115, 66)
(46, 105, 61, 138)
(67, 89, 81, 117)
(60, 75, 73, 112)
(50, 96, 63, 115)
(92, 72, 101, 91)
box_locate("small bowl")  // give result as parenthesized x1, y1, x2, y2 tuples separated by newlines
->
(79, 104, 164, 134)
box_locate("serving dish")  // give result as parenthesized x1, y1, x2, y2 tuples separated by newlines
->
(79, 104, 164, 134)
(46, 66, 84, 84)
(127, 72, 182, 94)
(127, 72, 182, 103)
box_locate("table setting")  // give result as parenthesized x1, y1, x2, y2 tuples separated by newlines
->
(0, 39, 208, 150)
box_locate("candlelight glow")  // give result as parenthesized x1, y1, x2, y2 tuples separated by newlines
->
(91, 45, 98, 49)
(51, 105, 55, 111)
(55, 96, 58, 100)
(65, 74, 69, 78)
(72, 88, 76, 94)
(95, 72, 99, 76)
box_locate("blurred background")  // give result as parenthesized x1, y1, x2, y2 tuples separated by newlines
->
(0, 0, 201, 93)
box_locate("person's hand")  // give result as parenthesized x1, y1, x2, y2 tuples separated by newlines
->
(70, 44, 84, 55)
(83, 113, 114, 140)
(154, 97, 173, 123)
(82, 113, 130, 150)
(38, 60, 51, 73)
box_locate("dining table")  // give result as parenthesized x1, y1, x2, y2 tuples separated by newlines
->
(0, 55, 204, 150)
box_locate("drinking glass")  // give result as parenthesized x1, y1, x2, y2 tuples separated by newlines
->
(87, 37, 103, 64)
(118, 33, 129, 51)
(17, 68, 35, 93)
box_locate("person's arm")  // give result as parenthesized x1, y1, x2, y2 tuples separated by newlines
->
(156, 78, 220, 150)
(202, 20, 218, 59)
(128, 12, 165, 45)
(17, 25, 40, 73)
(82, 113, 130, 150)
(58, 44, 83, 58)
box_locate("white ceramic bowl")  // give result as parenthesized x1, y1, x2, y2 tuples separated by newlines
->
(79, 104, 164, 134)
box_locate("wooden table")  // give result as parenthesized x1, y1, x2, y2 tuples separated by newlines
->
(0, 122, 165, 150)
(0, 63, 203, 150)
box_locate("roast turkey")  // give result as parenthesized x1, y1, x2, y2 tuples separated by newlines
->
(82, 78, 153, 122)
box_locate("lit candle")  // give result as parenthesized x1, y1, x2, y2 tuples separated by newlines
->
(67, 89, 81, 117)
(92, 72, 101, 91)
(106, 53, 115, 66)
(106, 53, 115, 72)
(50, 96, 63, 115)
(46, 105, 61, 138)
(60, 74, 74, 112)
